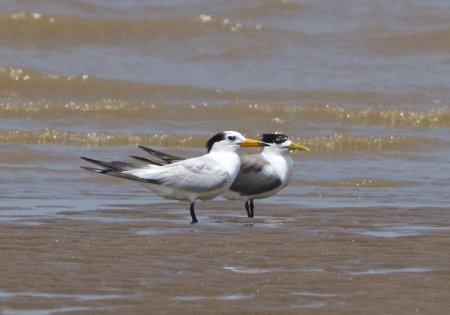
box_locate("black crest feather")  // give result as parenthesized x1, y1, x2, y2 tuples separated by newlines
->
(206, 132, 225, 153)
(260, 134, 289, 144)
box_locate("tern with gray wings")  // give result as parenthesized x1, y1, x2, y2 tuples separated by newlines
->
(137, 134, 309, 218)
(81, 131, 267, 223)
(222, 134, 309, 217)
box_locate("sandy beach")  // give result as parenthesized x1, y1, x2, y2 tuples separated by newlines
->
(1, 202, 448, 314)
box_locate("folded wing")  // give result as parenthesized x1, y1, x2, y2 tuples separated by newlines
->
(229, 154, 282, 196)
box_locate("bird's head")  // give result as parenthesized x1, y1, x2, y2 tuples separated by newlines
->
(206, 131, 268, 153)
(260, 134, 309, 153)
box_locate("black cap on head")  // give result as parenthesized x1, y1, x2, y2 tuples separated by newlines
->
(260, 134, 289, 144)
(206, 132, 225, 153)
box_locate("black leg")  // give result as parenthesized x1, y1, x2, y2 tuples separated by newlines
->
(245, 201, 251, 218)
(190, 202, 198, 223)
(249, 199, 254, 218)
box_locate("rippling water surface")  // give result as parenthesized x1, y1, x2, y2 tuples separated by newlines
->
(1, 0, 449, 314)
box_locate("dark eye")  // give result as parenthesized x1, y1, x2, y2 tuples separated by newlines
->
(228, 136, 236, 141)
(276, 136, 288, 144)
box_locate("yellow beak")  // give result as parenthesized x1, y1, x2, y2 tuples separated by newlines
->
(240, 139, 270, 147)
(286, 142, 309, 151)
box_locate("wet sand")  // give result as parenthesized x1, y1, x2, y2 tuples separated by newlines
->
(1, 202, 448, 314)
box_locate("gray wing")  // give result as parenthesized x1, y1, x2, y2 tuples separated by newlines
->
(81, 155, 229, 192)
(229, 154, 282, 196)
(130, 155, 165, 166)
(123, 156, 230, 192)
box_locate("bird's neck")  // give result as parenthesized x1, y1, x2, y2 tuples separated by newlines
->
(208, 150, 241, 177)
(263, 147, 289, 157)
(262, 149, 293, 183)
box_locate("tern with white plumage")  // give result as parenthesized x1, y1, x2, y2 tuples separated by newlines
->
(222, 134, 309, 218)
(80, 131, 268, 223)
(136, 133, 309, 218)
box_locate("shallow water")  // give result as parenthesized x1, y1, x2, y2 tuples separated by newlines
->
(1, 0, 450, 314)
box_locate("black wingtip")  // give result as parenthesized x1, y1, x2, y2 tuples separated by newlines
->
(80, 156, 98, 163)
(138, 145, 184, 162)
(138, 145, 160, 155)
(80, 157, 102, 168)
(137, 145, 149, 151)
(80, 166, 110, 174)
